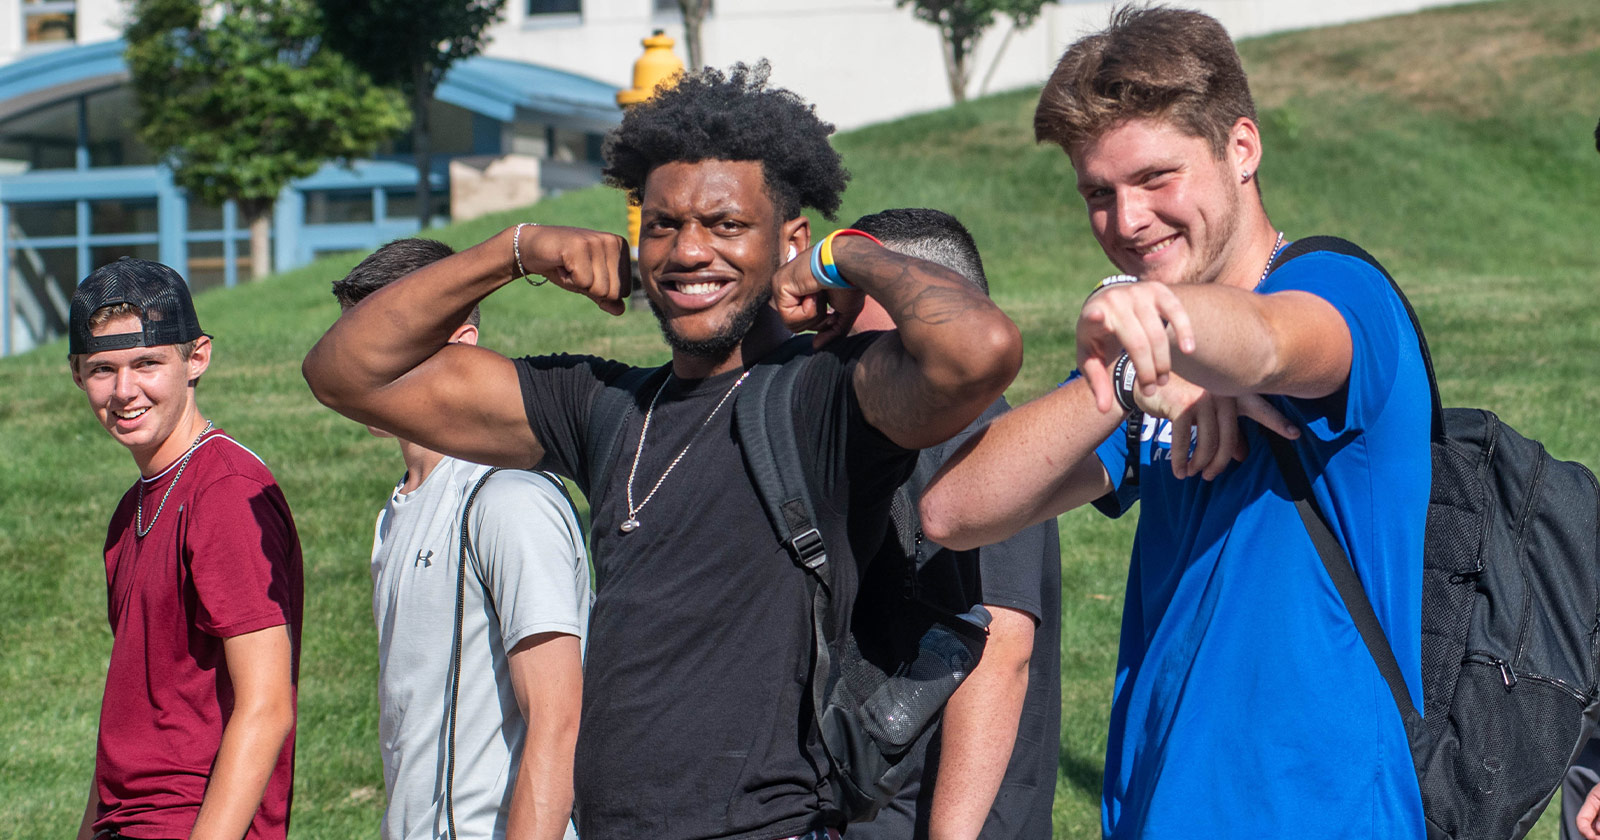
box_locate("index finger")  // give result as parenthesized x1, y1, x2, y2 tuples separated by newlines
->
(1079, 356, 1116, 414)
(1155, 290, 1197, 355)
(1238, 394, 1300, 440)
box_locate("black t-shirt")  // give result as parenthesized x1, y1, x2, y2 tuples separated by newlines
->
(515, 334, 915, 840)
(847, 398, 1063, 840)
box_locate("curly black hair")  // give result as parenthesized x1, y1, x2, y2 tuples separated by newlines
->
(602, 61, 849, 221)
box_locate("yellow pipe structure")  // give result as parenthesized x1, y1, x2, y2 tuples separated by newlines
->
(617, 30, 685, 257)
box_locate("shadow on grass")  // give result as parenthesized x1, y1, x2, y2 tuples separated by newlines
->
(1059, 744, 1103, 799)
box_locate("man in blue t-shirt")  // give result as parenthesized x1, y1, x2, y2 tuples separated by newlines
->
(919, 7, 1430, 838)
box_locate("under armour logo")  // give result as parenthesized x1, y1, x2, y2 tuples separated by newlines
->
(415, 550, 433, 567)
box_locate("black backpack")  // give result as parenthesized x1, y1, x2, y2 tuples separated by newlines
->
(1264, 236, 1600, 840)
(584, 337, 990, 822)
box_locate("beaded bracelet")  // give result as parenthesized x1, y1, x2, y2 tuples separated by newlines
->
(513, 222, 546, 286)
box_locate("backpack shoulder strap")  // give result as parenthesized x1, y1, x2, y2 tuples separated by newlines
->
(582, 364, 669, 530)
(528, 469, 582, 533)
(732, 337, 837, 758)
(1271, 235, 1443, 439)
(1263, 236, 1432, 766)
(446, 465, 503, 840)
(1265, 433, 1429, 761)
(733, 337, 831, 580)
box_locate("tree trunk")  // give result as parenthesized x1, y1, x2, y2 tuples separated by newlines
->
(679, 0, 709, 69)
(247, 205, 272, 281)
(412, 64, 434, 229)
(941, 31, 970, 103)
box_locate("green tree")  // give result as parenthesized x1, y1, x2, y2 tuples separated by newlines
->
(317, 0, 506, 227)
(124, 0, 409, 279)
(897, 0, 1055, 103)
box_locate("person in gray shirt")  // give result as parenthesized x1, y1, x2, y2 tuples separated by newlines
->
(332, 238, 590, 840)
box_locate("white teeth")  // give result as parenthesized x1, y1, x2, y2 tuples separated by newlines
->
(1137, 237, 1177, 256)
(115, 408, 148, 420)
(678, 282, 721, 296)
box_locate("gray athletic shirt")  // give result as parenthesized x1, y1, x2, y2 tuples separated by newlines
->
(371, 457, 590, 840)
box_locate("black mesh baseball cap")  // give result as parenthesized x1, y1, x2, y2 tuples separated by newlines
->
(69, 257, 208, 355)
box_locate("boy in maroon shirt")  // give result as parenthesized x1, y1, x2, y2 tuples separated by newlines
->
(68, 258, 303, 840)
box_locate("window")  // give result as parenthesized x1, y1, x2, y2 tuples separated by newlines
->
(86, 88, 155, 168)
(527, 0, 580, 16)
(7, 244, 76, 347)
(549, 127, 603, 165)
(305, 189, 375, 225)
(90, 199, 159, 236)
(22, 0, 76, 44)
(185, 241, 255, 293)
(0, 99, 78, 172)
(11, 202, 76, 239)
(383, 189, 448, 224)
(90, 243, 160, 271)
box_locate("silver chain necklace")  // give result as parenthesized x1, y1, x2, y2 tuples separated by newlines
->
(136, 419, 214, 538)
(1257, 230, 1286, 287)
(620, 369, 751, 534)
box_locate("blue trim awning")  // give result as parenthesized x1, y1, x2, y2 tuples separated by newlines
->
(0, 41, 127, 121)
(438, 55, 621, 128)
(0, 41, 620, 128)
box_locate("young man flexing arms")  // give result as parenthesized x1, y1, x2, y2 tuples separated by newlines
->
(70, 258, 302, 840)
(842, 208, 1060, 840)
(304, 64, 1021, 840)
(920, 8, 1430, 838)
(331, 238, 588, 840)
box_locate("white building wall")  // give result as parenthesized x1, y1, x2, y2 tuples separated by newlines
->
(5, 0, 1481, 130)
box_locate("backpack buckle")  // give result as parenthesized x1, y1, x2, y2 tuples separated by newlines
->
(788, 527, 827, 570)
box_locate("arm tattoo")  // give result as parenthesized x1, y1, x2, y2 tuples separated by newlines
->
(863, 257, 987, 327)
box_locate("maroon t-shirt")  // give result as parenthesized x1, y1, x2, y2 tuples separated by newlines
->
(93, 429, 303, 840)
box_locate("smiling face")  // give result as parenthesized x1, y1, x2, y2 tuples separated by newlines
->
(72, 313, 211, 475)
(638, 159, 806, 368)
(1073, 116, 1260, 287)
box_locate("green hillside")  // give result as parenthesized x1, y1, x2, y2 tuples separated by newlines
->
(2, 0, 1597, 836)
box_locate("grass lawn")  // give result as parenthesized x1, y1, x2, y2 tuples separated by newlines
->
(3, 0, 1598, 836)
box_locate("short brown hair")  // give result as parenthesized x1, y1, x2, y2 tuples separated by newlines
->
(1034, 5, 1256, 160)
(332, 238, 477, 327)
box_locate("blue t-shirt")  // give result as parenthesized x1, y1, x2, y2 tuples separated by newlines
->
(1088, 249, 1430, 838)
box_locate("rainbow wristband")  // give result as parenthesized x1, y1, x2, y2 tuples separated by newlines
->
(810, 243, 846, 289)
(815, 228, 886, 290)
(813, 236, 851, 289)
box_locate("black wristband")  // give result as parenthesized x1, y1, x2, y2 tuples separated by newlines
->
(1112, 353, 1138, 413)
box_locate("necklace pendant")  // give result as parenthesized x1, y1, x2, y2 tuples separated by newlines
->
(619, 518, 640, 534)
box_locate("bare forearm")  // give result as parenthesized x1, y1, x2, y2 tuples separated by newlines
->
(833, 237, 1022, 448)
(304, 228, 519, 408)
(922, 379, 1119, 550)
(506, 634, 582, 840)
(1161, 286, 1348, 399)
(929, 607, 1034, 840)
(505, 732, 576, 840)
(187, 704, 292, 840)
